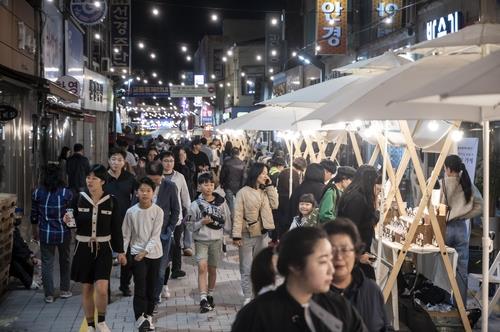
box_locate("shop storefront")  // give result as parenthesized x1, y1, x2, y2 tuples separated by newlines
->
(81, 68, 114, 165)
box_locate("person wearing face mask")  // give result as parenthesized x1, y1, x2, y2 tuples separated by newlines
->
(319, 166, 356, 223)
(337, 165, 382, 280)
(232, 227, 366, 332)
(103, 148, 139, 297)
(324, 218, 391, 332)
(232, 163, 279, 305)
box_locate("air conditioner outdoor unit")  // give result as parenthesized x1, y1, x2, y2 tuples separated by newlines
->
(101, 57, 111, 72)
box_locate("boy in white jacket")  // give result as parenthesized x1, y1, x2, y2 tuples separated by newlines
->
(187, 172, 230, 313)
(123, 177, 164, 331)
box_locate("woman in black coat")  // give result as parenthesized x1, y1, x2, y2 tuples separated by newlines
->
(232, 227, 366, 332)
(289, 163, 326, 219)
(324, 218, 392, 332)
(337, 165, 381, 280)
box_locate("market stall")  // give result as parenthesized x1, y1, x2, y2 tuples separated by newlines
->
(296, 51, 487, 330)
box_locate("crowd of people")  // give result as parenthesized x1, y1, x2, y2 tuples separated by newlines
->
(22, 131, 481, 332)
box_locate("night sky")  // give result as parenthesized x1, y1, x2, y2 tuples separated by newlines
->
(131, 0, 287, 84)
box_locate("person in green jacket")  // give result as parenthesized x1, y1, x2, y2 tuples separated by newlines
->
(319, 166, 356, 222)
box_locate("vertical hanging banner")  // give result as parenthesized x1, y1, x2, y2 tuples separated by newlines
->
(372, 1, 403, 37)
(316, 0, 348, 55)
(110, 0, 131, 73)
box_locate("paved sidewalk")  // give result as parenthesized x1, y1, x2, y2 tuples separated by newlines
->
(0, 244, 243, 332)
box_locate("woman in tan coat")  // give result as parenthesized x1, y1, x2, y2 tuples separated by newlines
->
(232, 163, 279, 305)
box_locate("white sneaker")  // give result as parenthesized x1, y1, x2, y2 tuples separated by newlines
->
(146, 315, 155, 331)
(96, 321, 111, 332)
(243, 297, 251, 306)
(161, 285, 171, 298)
(87, 327, 96, 332)
(136, 314, 150, 331)
(30, 281, 41, 290)
(60, 291, 72, 298)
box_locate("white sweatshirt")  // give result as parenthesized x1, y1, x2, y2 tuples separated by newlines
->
(122, 203, 164, 259)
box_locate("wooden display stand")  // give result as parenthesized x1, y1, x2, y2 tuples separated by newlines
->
(0, 193, 16, 296)
(377, 120, 472, 331)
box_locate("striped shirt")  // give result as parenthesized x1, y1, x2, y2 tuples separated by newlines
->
(31, 187, 73, 244)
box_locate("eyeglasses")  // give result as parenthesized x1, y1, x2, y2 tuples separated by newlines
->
(331, 247, 355, 257)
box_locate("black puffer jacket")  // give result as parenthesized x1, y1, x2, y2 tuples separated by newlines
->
(289, 163, 325, 218)
(331, 266, 392, 332)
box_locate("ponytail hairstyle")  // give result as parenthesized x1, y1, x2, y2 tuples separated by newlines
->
(444, 154, 472, 203)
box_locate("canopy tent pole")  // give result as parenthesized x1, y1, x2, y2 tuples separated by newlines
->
(349, 131, 364, 166)
(376, 123, 389, 279)
(288, 138, 294, 198)
(482, 119, 490, 332)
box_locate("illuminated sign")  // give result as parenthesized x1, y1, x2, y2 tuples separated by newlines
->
(426, 11, 463, 41)
(316, 0, 348, 55)
(110, 0, 131, 72)
(373, 1, 403, 37)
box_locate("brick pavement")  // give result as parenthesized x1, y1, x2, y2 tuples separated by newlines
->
(0, 243, 243, 332)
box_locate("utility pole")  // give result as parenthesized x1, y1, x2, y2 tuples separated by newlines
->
(480, 0, 497, 23)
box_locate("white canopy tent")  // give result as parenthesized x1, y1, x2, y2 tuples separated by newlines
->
(408, 23, 500, 55)
(260, 75, 366, 108)
(261, 52, 410, 109)
(297, 54, 481, 125)
(335, 51, 411, 73)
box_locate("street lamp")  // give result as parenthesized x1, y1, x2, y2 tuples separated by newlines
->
(181, 45, 187, 53)
(152, 8, 159, 16)
(211, 13, 218, 22)
(186, 55, 192, 61)
(271, 17, 278, 26)
(138, 42, 145, 49)
(256, 54, 262, 61)
(150, 53, 156, 59)
(94, 33, 101, 40)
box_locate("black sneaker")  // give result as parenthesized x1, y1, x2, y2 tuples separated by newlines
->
(207, 295, 215, 309)
(171, 270, 186, 279)
(152, 304, 159, 314)
(200, 299, 212, 313)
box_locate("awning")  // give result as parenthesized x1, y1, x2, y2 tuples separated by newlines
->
(46, 80, 79, 103)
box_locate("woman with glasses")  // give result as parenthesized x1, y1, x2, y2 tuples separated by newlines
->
(232, 227, 366, 332)
(323, 218, 391, 332)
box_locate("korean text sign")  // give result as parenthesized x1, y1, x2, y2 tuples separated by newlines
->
(316, 0, 348, 55)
